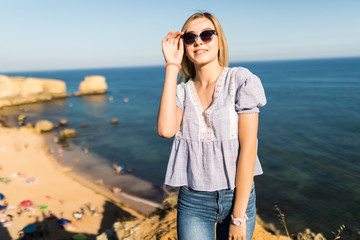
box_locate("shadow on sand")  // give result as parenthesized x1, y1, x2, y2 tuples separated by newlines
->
(1, 200, 137, 240)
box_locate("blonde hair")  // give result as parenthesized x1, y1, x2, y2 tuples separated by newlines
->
(179, 12, 229, 83)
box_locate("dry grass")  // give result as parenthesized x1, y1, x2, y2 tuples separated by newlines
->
(332, 225, 346, 240)
(275, 205, 345, 240)
(275, 205, 291, 240)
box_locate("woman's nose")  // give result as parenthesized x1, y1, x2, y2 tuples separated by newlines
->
(194, 36, 204, 46)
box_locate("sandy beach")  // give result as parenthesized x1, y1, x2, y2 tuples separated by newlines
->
(0, 126, 146, 239)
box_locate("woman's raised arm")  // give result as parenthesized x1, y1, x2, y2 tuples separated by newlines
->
(157, 31, 184, 138)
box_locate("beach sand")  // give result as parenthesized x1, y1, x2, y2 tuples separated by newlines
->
(0, 127, 145, 239)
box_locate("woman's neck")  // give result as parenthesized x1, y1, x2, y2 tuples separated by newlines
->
(193, 60, 224, 87)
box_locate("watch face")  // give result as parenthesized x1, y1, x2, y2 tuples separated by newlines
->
(232, 219, 240, 225)
(231, 214, 246, 226)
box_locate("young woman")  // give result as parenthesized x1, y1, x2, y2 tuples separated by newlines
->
(158, 12, 266, 240)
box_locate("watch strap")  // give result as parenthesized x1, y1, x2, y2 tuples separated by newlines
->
(231, 214, 248, 226)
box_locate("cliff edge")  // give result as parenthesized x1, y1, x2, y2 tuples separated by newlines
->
(97, 197, 288, 240)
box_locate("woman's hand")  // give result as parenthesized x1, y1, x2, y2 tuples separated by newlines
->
(162, 31, 184, 65)
(228, 224, 246, 240)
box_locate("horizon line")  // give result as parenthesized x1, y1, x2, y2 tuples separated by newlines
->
(1, 55, 359, 74)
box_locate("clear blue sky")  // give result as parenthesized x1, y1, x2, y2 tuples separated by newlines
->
(1, 0, 359, 72)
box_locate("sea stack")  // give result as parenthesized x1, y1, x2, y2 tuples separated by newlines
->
(76, 75, 108, 95)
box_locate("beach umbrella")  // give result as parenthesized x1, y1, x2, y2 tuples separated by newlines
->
(72, 233, 87, 240)
(23, 224, 37, 234)
(20, 200, 32, 206)
(57, 218, 71, 226)
(0, 193, 4, 200)
(0, 205, 6, 210)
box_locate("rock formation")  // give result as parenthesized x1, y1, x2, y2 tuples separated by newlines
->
(96, 196, 289, 240)
(0, 75, 66, 108)
(97, 198, 177, 240)
(77, 75, 107, 95)
(59, 128, 77, 139)
(0, 74, 108, 108)
(59, 119, 68, 126)
(110, 118, 119, 125)
(17, 114, 27, 126)
(35, 120, 54, 133)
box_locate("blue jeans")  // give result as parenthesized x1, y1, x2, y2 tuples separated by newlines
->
(177, 182, 256, 240)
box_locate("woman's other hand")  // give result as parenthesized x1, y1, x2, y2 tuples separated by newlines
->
(162, 31, 184, 65)
(228, 224, 246, 240)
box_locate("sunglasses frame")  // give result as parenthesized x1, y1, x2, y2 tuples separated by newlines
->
(181, 30, 217, 46)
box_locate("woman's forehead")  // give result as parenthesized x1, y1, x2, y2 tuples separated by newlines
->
(186, 18, 214, 32)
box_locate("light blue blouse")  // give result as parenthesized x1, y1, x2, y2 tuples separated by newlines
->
(164, 67, 267, 191)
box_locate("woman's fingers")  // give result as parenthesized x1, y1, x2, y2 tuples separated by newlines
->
(165, 31, 174, 39)
(163, 31, 180, 42)
(168, 31, 183, 45)
(172, 31, 183, 42)
(169, 32, 179, 44)
(162, 31, 175, 45)
(172, 31, 183, 38)
(162, 30, 184, 62)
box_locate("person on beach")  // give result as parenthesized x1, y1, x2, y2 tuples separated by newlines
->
(157, 12, 266, 240)
(57, 147, 63, 163)
(112, 162, 123, 174)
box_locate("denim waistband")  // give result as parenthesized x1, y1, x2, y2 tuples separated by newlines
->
(182, 181, 254, 195)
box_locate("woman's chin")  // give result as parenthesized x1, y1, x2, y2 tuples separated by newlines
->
(190, 57, 218, 67)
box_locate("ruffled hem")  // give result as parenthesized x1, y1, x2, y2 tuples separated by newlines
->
(164, 138, 263, 191)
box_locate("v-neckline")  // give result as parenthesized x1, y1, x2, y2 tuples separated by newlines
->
(189, 67, 228, 114)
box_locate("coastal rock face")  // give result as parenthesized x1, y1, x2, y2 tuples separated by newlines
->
(38, 78, 66, 97)
(0, 75, 66, 108)
(97, 206, 177, 240)
(59, 119, 68, 126)
(18, 114, 27, 125)
(77, 75, 107, 95)
(59, 128, 77, 138)
(97, 196, 289, 240)
(35, 120, 54, 133)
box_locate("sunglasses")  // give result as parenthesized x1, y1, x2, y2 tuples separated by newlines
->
(181, 30, 217, 45)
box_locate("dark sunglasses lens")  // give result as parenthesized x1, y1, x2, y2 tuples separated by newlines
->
(200, 30, 215, 43)
(183, 33, 196, 45)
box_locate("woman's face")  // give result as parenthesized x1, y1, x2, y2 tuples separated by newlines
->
(184, 18, 219, 67)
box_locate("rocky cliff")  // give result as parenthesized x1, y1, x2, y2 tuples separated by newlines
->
(0, 75, 67, 108)
(96, 197, 288, 240)
(0, 74, 108, 108)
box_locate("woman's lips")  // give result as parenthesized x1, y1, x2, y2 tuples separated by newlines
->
(194, 49, 207, 55)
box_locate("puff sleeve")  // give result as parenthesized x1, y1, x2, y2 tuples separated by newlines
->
(176, 82, 185, 110)
(234, 68, 267, 114)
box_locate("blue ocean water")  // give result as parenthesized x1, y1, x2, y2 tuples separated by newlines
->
(1, 57, 359, 238)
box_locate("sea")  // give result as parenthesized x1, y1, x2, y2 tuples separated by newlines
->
(1, 57, 359, 239)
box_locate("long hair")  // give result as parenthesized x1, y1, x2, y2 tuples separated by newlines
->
(179, 12, 229, 83)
